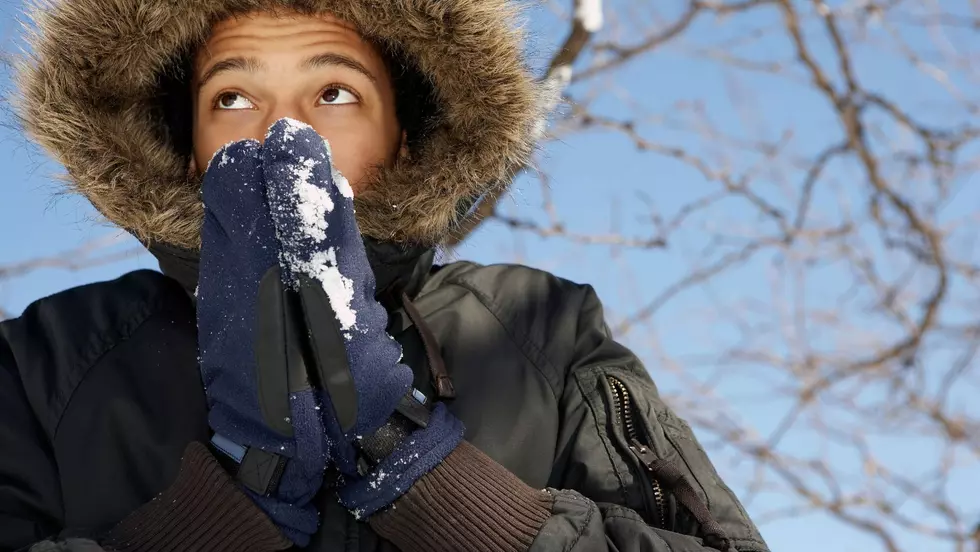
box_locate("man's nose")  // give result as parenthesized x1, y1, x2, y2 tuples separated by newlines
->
(261, 104, 316, 141)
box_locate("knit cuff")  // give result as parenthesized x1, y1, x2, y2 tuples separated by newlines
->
(370, 441, 554, 552)
(101, 442, 291, 552)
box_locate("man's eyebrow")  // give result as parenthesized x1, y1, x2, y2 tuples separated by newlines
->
(301, 52, 377, 84)
(197, 56, 265, 90)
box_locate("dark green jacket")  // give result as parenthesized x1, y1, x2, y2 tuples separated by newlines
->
(0, 248, 769, 552)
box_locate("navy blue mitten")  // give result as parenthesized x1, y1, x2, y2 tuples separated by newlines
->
(197, 139, 328, 546)
(261, 119, 465, 519)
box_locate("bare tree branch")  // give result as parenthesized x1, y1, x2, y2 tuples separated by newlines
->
(446, 1, 980, 549)
(6, 1, 980, 549)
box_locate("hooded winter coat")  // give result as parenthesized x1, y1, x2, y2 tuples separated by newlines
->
(4, 1, 771, 551)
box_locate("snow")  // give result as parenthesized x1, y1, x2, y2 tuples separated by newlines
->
(532, 64, 573, 140)
(368, 470, 389, 490)
(218, 149, 232, 167)
(574, 0, 603, 33)
(268, 121, 361, 331)
(205, 139, 252, 171)
(551, 65, 573, 91)
(278, 117, 308, 142)
(291, 156, 334, 241)
(286, 247, 357, 331)
(322, 139, 354, 199)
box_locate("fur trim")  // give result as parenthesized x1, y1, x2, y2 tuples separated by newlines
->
(17, 0, 543, 248)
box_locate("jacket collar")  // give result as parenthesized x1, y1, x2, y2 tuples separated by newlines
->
(147, 238, 433, 308)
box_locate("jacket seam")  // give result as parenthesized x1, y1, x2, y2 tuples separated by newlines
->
(51, 293, 173, 438)
(653, 402, 768, 548)
(655, 413, 714, 513)
(441, 279, 563, 402)
(731, 537, 769, 549)
(602, 513, 641, 523)
(560, 494, 596, 552)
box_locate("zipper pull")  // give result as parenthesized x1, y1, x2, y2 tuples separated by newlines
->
(630, 438, 677, 480)
(629, 438, 660, 468)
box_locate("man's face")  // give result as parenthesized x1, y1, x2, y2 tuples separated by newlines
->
(192, 12, 403, 193)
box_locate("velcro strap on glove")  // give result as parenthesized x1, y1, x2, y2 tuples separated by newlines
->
(355, 389, 432, 475)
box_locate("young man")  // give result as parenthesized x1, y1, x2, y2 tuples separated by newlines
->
(3, 1, 770, 551)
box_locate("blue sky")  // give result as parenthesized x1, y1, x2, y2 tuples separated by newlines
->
(2, 1, 978, 550)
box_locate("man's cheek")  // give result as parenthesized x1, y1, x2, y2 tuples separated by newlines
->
(328, 143, 373, 193)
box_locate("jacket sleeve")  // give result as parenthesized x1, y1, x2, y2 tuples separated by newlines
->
(370, 282, 770, 552)
(0, 338, 289, 552)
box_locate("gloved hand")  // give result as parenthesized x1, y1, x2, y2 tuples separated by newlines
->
(197, 138, 328, 546)
(261, 119, 465, 519)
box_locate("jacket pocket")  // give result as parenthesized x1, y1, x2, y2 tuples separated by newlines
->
(602, 374, 671, 529)
(578, 364, 769, 551)
(611, 367, 769, 551)
(570, 365, 677, 529)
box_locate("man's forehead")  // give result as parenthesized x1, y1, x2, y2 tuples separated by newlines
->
(193, 11, 384, 83)
(201, 10, 368, 57)
(209, 9, 361, 35)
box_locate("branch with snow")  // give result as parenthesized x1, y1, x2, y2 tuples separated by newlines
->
(574, 0, 604, 33)
(445, 0, 604, 246)
(533, 0, 604, 141)
(533, 64, 573, 142)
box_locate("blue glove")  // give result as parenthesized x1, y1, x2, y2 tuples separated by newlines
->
(261, 119, 465, 519)
(197, 139, 328, 546)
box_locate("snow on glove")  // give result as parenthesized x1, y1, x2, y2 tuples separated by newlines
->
(198, 139, 328, 546)
(261, 118, 465, 519)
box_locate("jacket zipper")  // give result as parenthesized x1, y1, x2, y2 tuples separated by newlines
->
(607, 375, 667, 528)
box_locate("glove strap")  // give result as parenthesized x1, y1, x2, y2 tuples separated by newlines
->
(210, 433, 288, 496)
(355, 388, 432, 476)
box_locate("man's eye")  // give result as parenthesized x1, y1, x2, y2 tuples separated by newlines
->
(318, 87, 358, 105)
(215, 92, 255, 110)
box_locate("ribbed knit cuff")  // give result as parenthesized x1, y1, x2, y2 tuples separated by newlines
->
(370, 441, 554, 552)
(101, 442, 292, 552)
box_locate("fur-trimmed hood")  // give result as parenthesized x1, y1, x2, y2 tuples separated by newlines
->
(17, 0, 543, 249)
